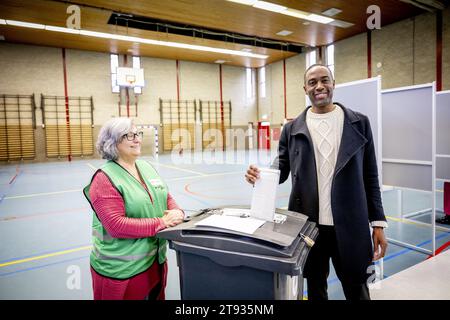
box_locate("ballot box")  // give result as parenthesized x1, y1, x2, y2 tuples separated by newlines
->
(157, 206, 318, 300)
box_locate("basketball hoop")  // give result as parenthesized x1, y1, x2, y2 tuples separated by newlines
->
(116, 67, 144, 88)
(125, 74, 136, 87)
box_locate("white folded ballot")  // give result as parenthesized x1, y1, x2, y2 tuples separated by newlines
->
(193, 168, 281, 235)
(194, 213, 265, 234)
(250, 168, 280, 222)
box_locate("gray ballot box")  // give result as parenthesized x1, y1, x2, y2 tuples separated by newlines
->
(157, 206, 318, 300)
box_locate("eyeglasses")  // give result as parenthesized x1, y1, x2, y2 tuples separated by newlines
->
(122, 131, 143, 141)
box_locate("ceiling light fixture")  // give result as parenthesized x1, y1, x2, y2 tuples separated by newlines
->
(306, 14, 334, 24)
(0, 19, 269, 59)
(227, 0, 258, 5)
(253, 1, 287, 13)
(276, 30, 293, 36)
(6, 19, 45, 29)
(283, 8, 309, 19)
(226, 0, 339, 26)
(45, 25, 81, 34)
(322, 8, 342, 17)
(329, 20, 354, 28)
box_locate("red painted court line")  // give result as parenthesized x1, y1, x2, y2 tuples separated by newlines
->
(0, 165, 21, 204)
(427, 241, 450, 259)
(8, 165, 21, 185)
(8, 175, 18, 185)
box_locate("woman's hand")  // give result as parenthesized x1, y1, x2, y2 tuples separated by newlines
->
(161, 209, 184, 228)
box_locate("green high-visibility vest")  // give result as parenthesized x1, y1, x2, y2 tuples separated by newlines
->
(83, 160, 168, 279)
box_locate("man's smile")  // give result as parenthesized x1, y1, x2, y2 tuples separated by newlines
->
(314, 92, 328, 99)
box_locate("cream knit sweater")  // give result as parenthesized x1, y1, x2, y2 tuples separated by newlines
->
(306, 105, 344, 226)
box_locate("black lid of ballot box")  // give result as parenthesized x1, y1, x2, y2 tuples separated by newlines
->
(157, 206, 318, 276)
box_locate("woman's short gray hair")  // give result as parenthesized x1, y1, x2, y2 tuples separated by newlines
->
(96, 117, 133, 160)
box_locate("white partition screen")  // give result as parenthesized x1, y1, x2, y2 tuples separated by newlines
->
(436, 91, 450, 181)
(381, 83, 436, 255)
(382, 84, 434, 189)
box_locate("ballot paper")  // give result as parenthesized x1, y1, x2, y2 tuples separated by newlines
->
(250, 168, 280, 221)
(221, 208, 251, 217)
(195, 214, 265, 234)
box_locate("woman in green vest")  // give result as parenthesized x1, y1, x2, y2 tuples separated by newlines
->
(84, 117, 184, 300)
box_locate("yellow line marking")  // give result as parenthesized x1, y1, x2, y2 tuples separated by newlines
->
(384, 185, 443, 193)
(386, 216, 414, 224)
(0, 245, 92, 268)
(86, 163, 97, 170)
(4, 189, 82, 200)
(386, 215, 450, 232)
(149, 161, 207, 176)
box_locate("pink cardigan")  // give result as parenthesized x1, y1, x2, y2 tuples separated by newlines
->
(89, 171, 181, 238)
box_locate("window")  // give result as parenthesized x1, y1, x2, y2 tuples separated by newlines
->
(326, 44, 335, 78)
(246, 68, 252, 99)
(132, 56, 140, 69)
(110, 54, 120, 93)
(259, 67, 266, 98)
(306, 49, 316, 68)
(132, 56, 142, 95)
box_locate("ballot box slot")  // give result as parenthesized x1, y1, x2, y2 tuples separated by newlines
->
(181, 229, 287, 249)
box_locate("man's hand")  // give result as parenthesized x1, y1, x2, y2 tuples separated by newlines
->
(245, 165, 260, 185)
(372, 227, 388, 261)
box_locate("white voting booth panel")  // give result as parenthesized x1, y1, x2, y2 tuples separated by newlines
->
(382, 83, 437, 255)
(382, 84, 434, 190)
(436, 91, 450, 182)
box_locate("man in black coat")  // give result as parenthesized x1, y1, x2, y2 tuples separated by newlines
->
(245, 64, 388, 300)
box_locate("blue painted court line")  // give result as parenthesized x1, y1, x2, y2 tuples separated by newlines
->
(383, 231, 450, 262)
(325, 231, 450, 287)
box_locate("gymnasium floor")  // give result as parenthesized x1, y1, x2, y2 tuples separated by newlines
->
(0, 150, 448, 300)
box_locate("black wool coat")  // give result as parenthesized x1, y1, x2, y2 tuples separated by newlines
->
(274, 103, 386, 283)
